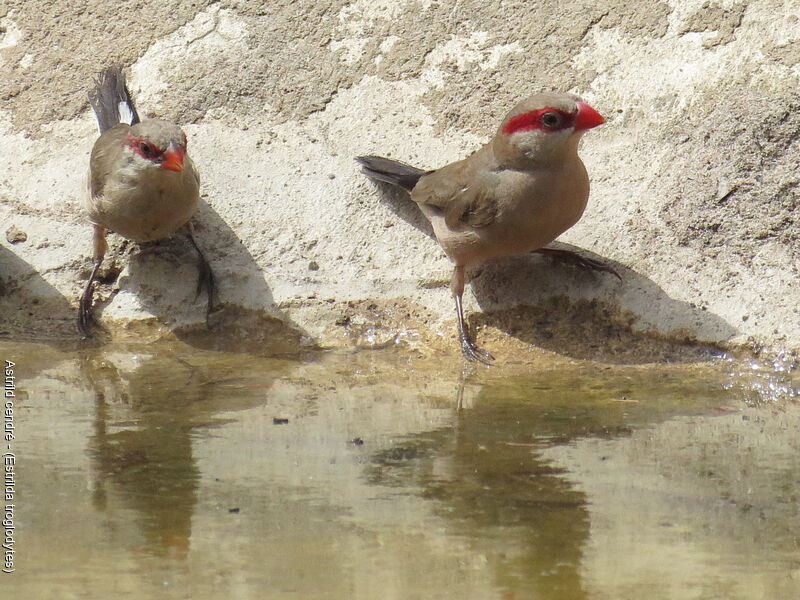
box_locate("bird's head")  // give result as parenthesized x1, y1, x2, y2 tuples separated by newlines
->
(493, 93, 604, 167)
(125, 120, 189, 172)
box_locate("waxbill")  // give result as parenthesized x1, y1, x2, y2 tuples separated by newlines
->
(79, 66, 214, 335)
(357, 92, 607, 363)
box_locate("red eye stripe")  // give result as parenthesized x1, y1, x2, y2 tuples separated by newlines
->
(126, 135, 163, 160)
(502, 107, 575, 135)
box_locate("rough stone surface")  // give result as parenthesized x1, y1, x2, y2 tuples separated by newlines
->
(0, 0, 798, 359)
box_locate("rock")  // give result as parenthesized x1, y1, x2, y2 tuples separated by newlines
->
(5, 226, 27, 244)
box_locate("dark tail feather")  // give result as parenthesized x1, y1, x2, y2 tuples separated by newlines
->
(87, 66, 140, 133)
(355, 155, 428, 193)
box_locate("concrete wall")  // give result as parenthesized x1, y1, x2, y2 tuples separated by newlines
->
(0, 1, 798, 357)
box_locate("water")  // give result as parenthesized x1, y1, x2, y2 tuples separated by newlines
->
(2, 339, 799, 599)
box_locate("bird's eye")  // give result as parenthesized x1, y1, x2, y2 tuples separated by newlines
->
(541, 112, 561, 129)
(139, 141, 154, 157)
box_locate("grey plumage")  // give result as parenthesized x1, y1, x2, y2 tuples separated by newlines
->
(87, 66, 140, 133)
(355, 155, 429, 193)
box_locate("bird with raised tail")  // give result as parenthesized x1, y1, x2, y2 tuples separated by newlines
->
(357, 92, 611, 363)
(79, 66, 215, 335)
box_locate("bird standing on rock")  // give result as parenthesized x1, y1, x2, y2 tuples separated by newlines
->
(357, 92, 609, 363)
(79, 66, 214, 335)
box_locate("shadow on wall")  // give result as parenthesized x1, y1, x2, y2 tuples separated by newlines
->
(363, 179, 738, 363)
(90, 198, 313, 355)
(0, 244, 76, 340)
(469, 244, 738, 364)
(364, 178, 435, 239)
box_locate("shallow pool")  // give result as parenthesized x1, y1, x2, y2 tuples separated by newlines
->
(2, 339, 798, 599)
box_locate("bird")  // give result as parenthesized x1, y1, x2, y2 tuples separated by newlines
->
(78, 66, 214, 336)
(356, 92, 610, 363)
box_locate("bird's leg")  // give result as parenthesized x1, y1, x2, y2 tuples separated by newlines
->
(455, 362, 471, 410)
(78, 225, 107, 337)
(451, 265, 494, 364)
(186, 221, 216, 322)
(535, 247, 621, 280)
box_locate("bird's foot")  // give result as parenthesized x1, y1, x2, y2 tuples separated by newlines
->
(187, 223, 217, 326)
(459, 327, 495, 365)
(78, 292, 94, 338)
(537, 248, 621, 280)
(195, 260, 216, 324)
(574, 255, 620, 279)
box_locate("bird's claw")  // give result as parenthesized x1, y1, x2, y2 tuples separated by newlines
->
(538, 248, 621, 280)
(78, 284, 95, 338)
(194, 262, 216, 322)
(459, 330, 495, 365)
(78, 307, 93, 338)
(187, 224, 216, 325)
(195, 261, 214, 301)
(574, 256, 621, 280)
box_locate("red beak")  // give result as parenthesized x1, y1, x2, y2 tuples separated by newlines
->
(574, 102, 605, 131)
(160, 142, 186, 172)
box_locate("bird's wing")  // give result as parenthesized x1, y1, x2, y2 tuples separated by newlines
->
(442, 186, 499, 229)
(89, 124, 130, 198)
(412, 161, 500, 230)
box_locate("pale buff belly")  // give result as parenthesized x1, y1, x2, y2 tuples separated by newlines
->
(425, 177, 590, 267)
(85, 168, 199, 242)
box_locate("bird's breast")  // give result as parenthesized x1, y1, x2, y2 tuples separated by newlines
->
(434, 158, 590, 266)
(87, 161, 200, 242)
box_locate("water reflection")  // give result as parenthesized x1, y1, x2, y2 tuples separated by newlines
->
(3, 341, 798, 599)
(79, 346, 292, 559)
(365, 368, 744, 599)
(369, 427, 590, 599)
